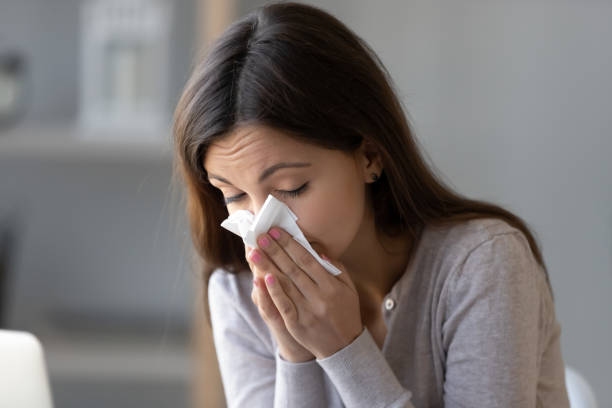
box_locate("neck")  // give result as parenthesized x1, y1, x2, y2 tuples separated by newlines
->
(339, 210, 415, 313)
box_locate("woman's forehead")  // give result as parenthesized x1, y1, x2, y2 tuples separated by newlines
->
(204, 125, 319, 178)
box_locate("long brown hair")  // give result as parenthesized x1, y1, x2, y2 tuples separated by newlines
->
(172, 2, 551, 322)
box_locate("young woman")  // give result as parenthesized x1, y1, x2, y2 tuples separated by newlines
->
(173, 2, 569, 407)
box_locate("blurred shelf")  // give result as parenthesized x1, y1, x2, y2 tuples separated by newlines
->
(0, 122, 174, 162)
(41, 331, 192, 382)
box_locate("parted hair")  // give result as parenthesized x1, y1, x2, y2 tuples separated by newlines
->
(172, 2, 552, 322)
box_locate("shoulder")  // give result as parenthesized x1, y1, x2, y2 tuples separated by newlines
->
(422, 217, 550, 315)
(209, 267, 254, 304)
(208, 267, 259, 320)
(424, 217, 527, 253)
(420, 217, 536, 272)
(418, 217, 548, 304)
(443, 217, 539, 281)
(208, 267, 277, 352)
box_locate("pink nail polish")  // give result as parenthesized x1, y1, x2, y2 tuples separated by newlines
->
(250, 250, 261, 263)
(265, 274, 275, 285)
(258, 236, 269, 248)
(269, 228, 281, 240)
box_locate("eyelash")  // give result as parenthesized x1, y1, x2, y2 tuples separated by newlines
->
(224, 182, 309, 205)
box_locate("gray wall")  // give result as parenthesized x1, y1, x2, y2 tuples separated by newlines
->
(243, 0, 612, 404)
(0, 158, 194, 332)
(1, 3, 198, 406)
(0, 0, 196, 346)
(0, 1, 198, 330)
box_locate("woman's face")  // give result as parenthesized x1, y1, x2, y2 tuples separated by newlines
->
(204, 125, 379, 267)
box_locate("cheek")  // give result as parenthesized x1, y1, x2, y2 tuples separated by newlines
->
(295, 178, 365, 259)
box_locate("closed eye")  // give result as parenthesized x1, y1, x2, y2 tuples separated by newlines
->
(224, 182, 309, 205)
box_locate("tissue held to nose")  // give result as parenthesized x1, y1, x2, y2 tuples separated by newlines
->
(221, 194, 342, 276)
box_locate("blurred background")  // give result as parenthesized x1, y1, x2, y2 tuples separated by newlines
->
(0, 0, 610, 407)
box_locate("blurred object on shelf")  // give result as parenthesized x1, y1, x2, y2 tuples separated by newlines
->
(79, 0, 172, 140)
(0, 51, 28, 131)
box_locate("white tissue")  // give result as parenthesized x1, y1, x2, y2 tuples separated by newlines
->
(220, 194, 342, 276)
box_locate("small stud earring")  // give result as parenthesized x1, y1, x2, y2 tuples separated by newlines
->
(371, 173, 379, 182)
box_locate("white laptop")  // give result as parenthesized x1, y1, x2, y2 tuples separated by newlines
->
(0, 329, 53, 408)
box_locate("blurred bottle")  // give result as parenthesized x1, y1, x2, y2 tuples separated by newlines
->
(0, 51, 27, 131)
(79, 0, 172, 140)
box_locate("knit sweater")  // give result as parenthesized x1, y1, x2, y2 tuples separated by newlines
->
(208, 218, 570, 407)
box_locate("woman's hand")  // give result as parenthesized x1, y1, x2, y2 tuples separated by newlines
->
(246, 245, 315, 363)
(248, 227, 363, 360)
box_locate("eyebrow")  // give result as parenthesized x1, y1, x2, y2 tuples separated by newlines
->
(207, 162, 312, 186)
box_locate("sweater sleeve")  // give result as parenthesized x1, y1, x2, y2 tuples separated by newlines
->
(441, 231, 569, 407)
(316, 326, 415, 407)
(208, 269, 329, 408)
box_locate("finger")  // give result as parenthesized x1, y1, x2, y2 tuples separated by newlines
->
(245, 246, 256, 271)
(257, 232, 318, 298)
(249, 248, 307, 305)
(253, 277, 284, 324)
(264, 273, 299, 326)
(245, 245, 257, 267)
(258, 228, 325, 292)
(251, 284, 258, 306)
(261, 278, 288, 321)
(246, 247, 266, 283)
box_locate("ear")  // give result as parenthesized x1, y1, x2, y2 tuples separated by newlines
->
(356, 140, 384, 183)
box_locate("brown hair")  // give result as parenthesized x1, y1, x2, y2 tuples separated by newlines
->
(172, 2, 551, 322)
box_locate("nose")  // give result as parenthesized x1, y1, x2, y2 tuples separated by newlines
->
(247, 196, 268, 218)
(243, 196, 267, 256)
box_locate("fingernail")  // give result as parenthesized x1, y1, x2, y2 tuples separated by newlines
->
(250, 250, 261, 263)
(265, 274, 275, 286)
(269, 228, 281, 240)
(258, 236, 270, 248)
(321, 254, 329, 261)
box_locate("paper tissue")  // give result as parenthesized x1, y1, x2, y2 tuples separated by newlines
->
(221, 194, 342, 276)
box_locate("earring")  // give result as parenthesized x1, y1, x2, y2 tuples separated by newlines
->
(370, 173, 379, 182)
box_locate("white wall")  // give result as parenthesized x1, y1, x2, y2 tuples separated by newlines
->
(244, 0, 612, 404)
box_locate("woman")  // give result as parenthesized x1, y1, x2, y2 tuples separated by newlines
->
(173, 2, 569, 407)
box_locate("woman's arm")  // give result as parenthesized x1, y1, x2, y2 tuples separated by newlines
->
(316, 326, 416, 408)
(441, 231, 569, 407)
(208, 269, 329, 408)
(314, 230, 569, 408)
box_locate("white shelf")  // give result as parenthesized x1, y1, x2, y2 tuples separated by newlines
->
(0, 122, 174, 162)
